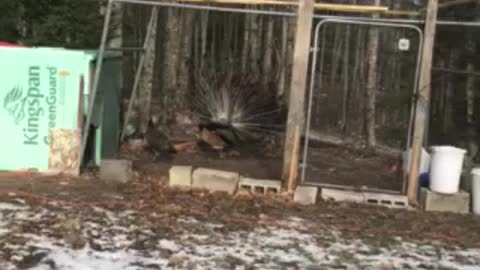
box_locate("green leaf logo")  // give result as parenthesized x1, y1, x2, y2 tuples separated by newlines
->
(3, 86, 27, 125)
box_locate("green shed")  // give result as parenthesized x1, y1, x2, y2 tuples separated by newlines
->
(0, 46, 121, 174)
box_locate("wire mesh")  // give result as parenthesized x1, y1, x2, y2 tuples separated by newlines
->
(430, 68, 480, 160)
(302, 20, 422, 192)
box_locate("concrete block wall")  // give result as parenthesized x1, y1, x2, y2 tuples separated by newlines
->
(168, 166, 476, 214)
(169, 166, 283, 196)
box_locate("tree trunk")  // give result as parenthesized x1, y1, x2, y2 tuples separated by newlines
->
(390, 36, 402, 124)
(200, 11, 209, 71)
(283, 16, 296, 103)
(349, 27, 366, 139)
(262, 15, 274, 88)
(365, 0, 381, 148)
(122, 6, 134, 99)
(177, 10, 194, 107)
(138, 8, 158, 134)
(232, 15, 240, 60)
(341, 24, 351, 132)
(315, 26, 328, 119)
(391, 0, 403, 126)
(241, 14, 250, 73)
(193, 14, 201, 75)
(329, 25, 342, 94)
(161, 8, 182, 125)
(465, 62, 476, 156)
(442, 49, 459, 135)
(210, 16, 217, 67)
(221, 15, 229, 65)
(466, 32, 477, 158)
(436, 57, 446, 128)
(277, 17, 289, 99)
(249, 13, 261, 77)
(465, 4, 480, 159)
(108, 2, 123, 48)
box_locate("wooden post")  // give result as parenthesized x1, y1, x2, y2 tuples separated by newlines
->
(407, 0, 439, 204)
(287, 126, 301, 193)
(282, 0, 314, 182)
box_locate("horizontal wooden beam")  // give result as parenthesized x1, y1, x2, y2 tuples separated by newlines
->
(175, 0, 391, 14)
(382, 10, 422, 17)
(433, 66, 480, 76)
(420, 0, 475, 13)
(438, 0, 475, 9)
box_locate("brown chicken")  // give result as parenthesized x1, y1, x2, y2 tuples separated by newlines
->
(144, 117, 176, 160)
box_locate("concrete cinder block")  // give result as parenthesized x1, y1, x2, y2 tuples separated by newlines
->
(321, 188, 408, 209)
(294, 186, 318, 205)
(99, 159, 132, 183)
(321, 188, 364, 203)
(192, 168, 240, 195)
(363, 192, 408, 209)
(169, 166, 193, 188)
(239, 178, 282, 195)
(420, 188, 470, 214)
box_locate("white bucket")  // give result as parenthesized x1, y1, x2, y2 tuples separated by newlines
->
(472, 168, 480, 215)
(429, 146, 467, 194)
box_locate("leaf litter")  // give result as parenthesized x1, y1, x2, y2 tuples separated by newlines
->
(0, 175, 478, 269)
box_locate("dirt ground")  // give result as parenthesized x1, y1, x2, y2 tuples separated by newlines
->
(133, 142, 403, 193)
(0, 171, 478, 247)
(304, 143, 403, 192)
(0, 141, 477, 269)
(0, 169, 479, 269)
(137, 152, 281, 180)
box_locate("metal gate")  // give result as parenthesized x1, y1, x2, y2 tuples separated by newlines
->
(301, 19, 423, 194)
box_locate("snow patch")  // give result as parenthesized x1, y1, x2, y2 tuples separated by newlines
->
(29, 244, 167, 270)
(0, 202, 478, 270)
(159, 239, 180, 252)
(0, 202, 28, 211)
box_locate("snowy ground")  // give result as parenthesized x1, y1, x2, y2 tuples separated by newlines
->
(0, 196, 479, 270)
